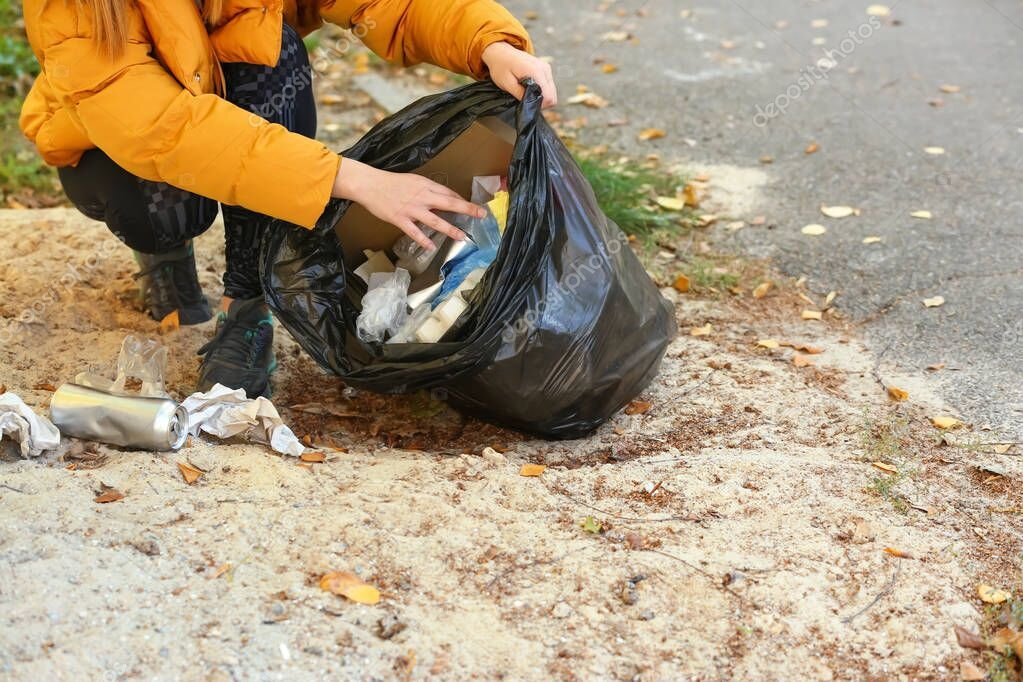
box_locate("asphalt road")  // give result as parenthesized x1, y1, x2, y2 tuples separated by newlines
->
(503, 0, 1023, 437)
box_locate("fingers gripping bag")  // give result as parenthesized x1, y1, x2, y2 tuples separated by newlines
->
(260, 81, 677, 439)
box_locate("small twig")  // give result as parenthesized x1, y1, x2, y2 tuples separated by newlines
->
(679, 370, 717, 397)
(841, 560, 901, 624)
(551, 487, 704, 524)
(1, 484, 26, 494)
(641, 547, 758, 608)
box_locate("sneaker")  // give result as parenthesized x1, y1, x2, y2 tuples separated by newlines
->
(196, 297, 277, 398)
(133, 241, 213, 325)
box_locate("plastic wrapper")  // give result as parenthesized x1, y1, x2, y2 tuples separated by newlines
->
(356, 268, 411, 343)
(76, 335, 169, 398)
(260, 80, 676, 439)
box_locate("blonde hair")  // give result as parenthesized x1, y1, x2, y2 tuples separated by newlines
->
(82, 0, 224, 58)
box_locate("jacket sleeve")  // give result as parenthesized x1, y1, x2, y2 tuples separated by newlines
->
(320, 0, 533, 79)
(27, 13, 339, 229)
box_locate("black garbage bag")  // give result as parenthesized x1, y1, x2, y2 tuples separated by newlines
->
(260, 80, 676, 439)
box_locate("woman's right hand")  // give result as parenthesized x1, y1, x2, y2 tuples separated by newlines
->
(332, 157, 485, 251)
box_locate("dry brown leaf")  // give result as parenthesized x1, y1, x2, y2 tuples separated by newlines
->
(319, 94, 344, 105)
(672, 275, 691, 293)
(977, 583, 1010, 604)
(801, 310, 823, 321)
(872, 461, 899, 474)
(300, 451, 326, 463)
(519, 463, 547, 477)
(922, 296, 945, 308)
(690, 323, 713, 337)
(887, 386, 909, 402)
(883, 547, 913, 559)
(0, 384, 6, 395)
(625, 400, 653, 415)
(953, 625, 986, 650)
(567, 92, 609, 109)
(804, 142, 819, 154)
(759, 155, 773, 164)
(94, 489, 125, 504)
(792, 354, 814, 368)
(319, 571, 381, 605)
(939, 84, 960, 94)
(637, 128, 666, 141)
(211, 563, 231, 579)
(926, 362, 946, 371)
(932, 415, 963, 429)
(177, 461, 203, 485)
(757, 339, 780, 349)
(33, 382, 57, 392)
(960, 661, 985, 681)
(601, 63, 619, 74)
(753, 281, 773, 299)
(781, 341, 824, 354)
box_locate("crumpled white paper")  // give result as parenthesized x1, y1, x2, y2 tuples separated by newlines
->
(180, 384, 305, 457)
(0, 393, 61, 458)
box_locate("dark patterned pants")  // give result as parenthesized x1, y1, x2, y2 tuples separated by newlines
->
(57, 23, 317, 300)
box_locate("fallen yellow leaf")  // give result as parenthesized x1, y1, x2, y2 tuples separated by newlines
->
(862, 236, 883, 244)
(804, 142, 819, 154)
(656, 196, 686, 211)
(690, 323, 713, 336)
(638, 128, 666, 141)
(801, 310, 823, 321)
(519, 463, 547, 477)
(960, 661, 985, 681)
(887, 386, 909, 401)
(932, 416, 962, 430)
(673, 274, 691, 293)
(883, 547, 913, 559)
(820, 205, 858, 218)
(177, 461, 203, 485)
(923, 146, 945, 155)
(801, 224, 827, 236)
(977, 583, 1010, 604)
(211, 563, 231, 579)
(601, 63, 619, 74)
(753, 281, 773, 299)
(922, 296, 945, 308)
(159, 310, 180, 334)
(624, 400, 652, 415)
(910, 210, 933, 219)
(320, 571, 381, 605)
(300, 451, 326, 463)
(683, 184, 700, 208)
(939, 84, 960, 94)
(872, 461, 899, 474)
(866, 4, 891, 16)
(757, 339, 780, 349)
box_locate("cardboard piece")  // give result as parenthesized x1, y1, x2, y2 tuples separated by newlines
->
(334, 116, 515, 270)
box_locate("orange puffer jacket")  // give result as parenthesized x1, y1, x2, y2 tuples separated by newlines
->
(19, 0, 531, 228)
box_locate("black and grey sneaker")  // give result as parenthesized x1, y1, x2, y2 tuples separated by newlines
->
(133, 241, 213, 325)
(196, 297, 277, 398)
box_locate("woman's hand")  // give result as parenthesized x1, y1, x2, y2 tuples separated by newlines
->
(332, 158, 485, 251)
(482, 42, 558, 109)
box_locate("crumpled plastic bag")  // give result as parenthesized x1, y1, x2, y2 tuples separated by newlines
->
(180, 384, 305, 457)
(0, 393, 61, 458)
(75, 335, 169, 398)
(356, 268, 411, 343)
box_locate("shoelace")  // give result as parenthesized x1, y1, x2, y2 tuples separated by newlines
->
(198, 317, 272, 368)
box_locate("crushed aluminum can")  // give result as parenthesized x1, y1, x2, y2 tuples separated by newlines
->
(49, 384, 188, 451)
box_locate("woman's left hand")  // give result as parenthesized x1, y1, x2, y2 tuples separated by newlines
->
(481, 42, 558, 109)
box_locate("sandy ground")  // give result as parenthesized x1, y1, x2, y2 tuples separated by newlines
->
(2, 39, 1021, 682)
(1, 205, 1020, 681)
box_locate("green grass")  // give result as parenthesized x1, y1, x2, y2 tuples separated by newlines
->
(575, 154, 692, 243)
(685, 256, 741, 291)
(0, 0, 61, 205)
(860, 413, 917, 514)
